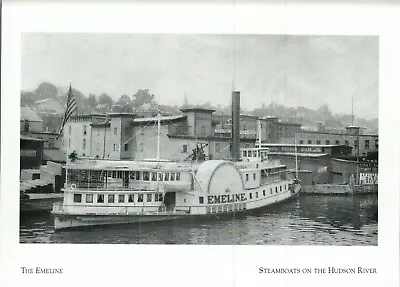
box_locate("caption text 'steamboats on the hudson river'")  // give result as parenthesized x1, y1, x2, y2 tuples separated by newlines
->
(52, 91, 301, 230)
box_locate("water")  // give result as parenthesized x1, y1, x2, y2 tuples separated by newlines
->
(20, 194, 378, 245)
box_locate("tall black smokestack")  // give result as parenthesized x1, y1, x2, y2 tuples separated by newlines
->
(231, 90, 240, 161)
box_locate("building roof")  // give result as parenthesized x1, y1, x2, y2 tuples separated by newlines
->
(20, 135, 44, 141)
(134, 115, 186, 124)
(21, 106, 43, 122)
(33, 98, 58, 104)
(276, 121, 302, 126)
(180, 107, 216, 113)
(168, 134, 256, 142)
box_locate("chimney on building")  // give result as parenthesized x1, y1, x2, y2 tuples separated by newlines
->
(231, 90, 241, 161)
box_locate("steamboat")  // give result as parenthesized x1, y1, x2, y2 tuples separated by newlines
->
(52, 91, 301, 230)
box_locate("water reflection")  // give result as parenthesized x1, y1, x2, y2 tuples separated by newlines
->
(20, 194, 378, 245)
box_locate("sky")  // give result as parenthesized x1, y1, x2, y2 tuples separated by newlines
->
(21, 33, 379, 119)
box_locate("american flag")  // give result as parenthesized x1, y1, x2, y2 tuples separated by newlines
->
(57, 84, 77, 139)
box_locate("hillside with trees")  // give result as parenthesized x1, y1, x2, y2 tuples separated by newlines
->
(21, 82, 378, 134)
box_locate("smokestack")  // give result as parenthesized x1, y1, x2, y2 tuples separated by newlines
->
(231, 90, 241, 161)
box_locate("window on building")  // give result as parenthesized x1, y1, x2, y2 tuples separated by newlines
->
(114, 127, 118, 135)
(97, 194, 104, 203)
(335, 140, 340, 145)
(147, 194, 152, 202)
(138, 194, 143, 202)
(308, 140, 312, 144)
(83, 125, 87, 135)
(299, 140, 304, 144)
(242, 150, 247, 157)
(124, 144, 128, 151)
(108, 194, 115, 203)
(316, 140, 321, 145)
(73, 194, 82, 203)
(82, 139, 86, 150)
(365, 139, 370, 149)
(345, 140, 349, 146)
(199, 196, 204, 204)
(182, 144, 188, 153)
(326, 140, 330, 145)
(355, 140, 358, 148)
(118, 195, 125, 203)
(86, 194, 93, 203)
(128, 194, 134, 203)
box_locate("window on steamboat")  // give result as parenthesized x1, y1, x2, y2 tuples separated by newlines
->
(97, 194, 104, 203)
(86, 194, 93, 203)
(112, 171, 117, 178)
(147, 194, 152, 202)
(199, 196, 204, 204)
(256, 192, 259, 198)
(170, 173, 175, 181)
(138, 194, 144, 202)
(275, 187, 278, 193)
(73, 194, 82, 203)
(143, 172, 150, 181)
(253, 173, 256, 180)
(246, 174, 249, 181)
(159, 193, 163, 202)
(119, 194, 125, 203)
(158, 172, 163, 181)
(280, 186, 282, 192)
(263, 190, 266, 196)
(151, 172, 157, 181)
(176, 172, 180, 181)
(243, 150, 247, 157)
(128, 194, 134, 203)
(108, 195, 115, 203)
(253, 151, 257, 157)
(249, 193, 252, 199)
(155, 194, 159, 201)
(129, 171, 136, 180)
(164, 173, 169, 181)
(270, 188, 272, 194)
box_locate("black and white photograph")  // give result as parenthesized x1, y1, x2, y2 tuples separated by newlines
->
(19, 33, 378, 245)
(1, 2, 399, 287)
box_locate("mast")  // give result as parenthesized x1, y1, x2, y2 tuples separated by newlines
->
(295, 134, 298, 179)
(157, 112, 161, 161)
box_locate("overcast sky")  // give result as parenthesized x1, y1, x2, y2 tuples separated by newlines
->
(21, 33, 378, 119)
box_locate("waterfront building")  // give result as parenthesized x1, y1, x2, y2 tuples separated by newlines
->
(295, 126, 378, 156)
(62, 108, 255, 161)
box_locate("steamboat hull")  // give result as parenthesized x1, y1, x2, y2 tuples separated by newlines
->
(53, 184, 300, 230)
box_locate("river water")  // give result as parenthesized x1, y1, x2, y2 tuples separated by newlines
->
(20, 194, 378, 245)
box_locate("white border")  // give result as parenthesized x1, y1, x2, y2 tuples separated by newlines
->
(1, 2, 399, 287)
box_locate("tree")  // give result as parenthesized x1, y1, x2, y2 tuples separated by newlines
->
(98, 93, 114, 111)
(132, 89, 155, 108)
(34, 82, 58, 100)
(21, 91, 36, 105)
